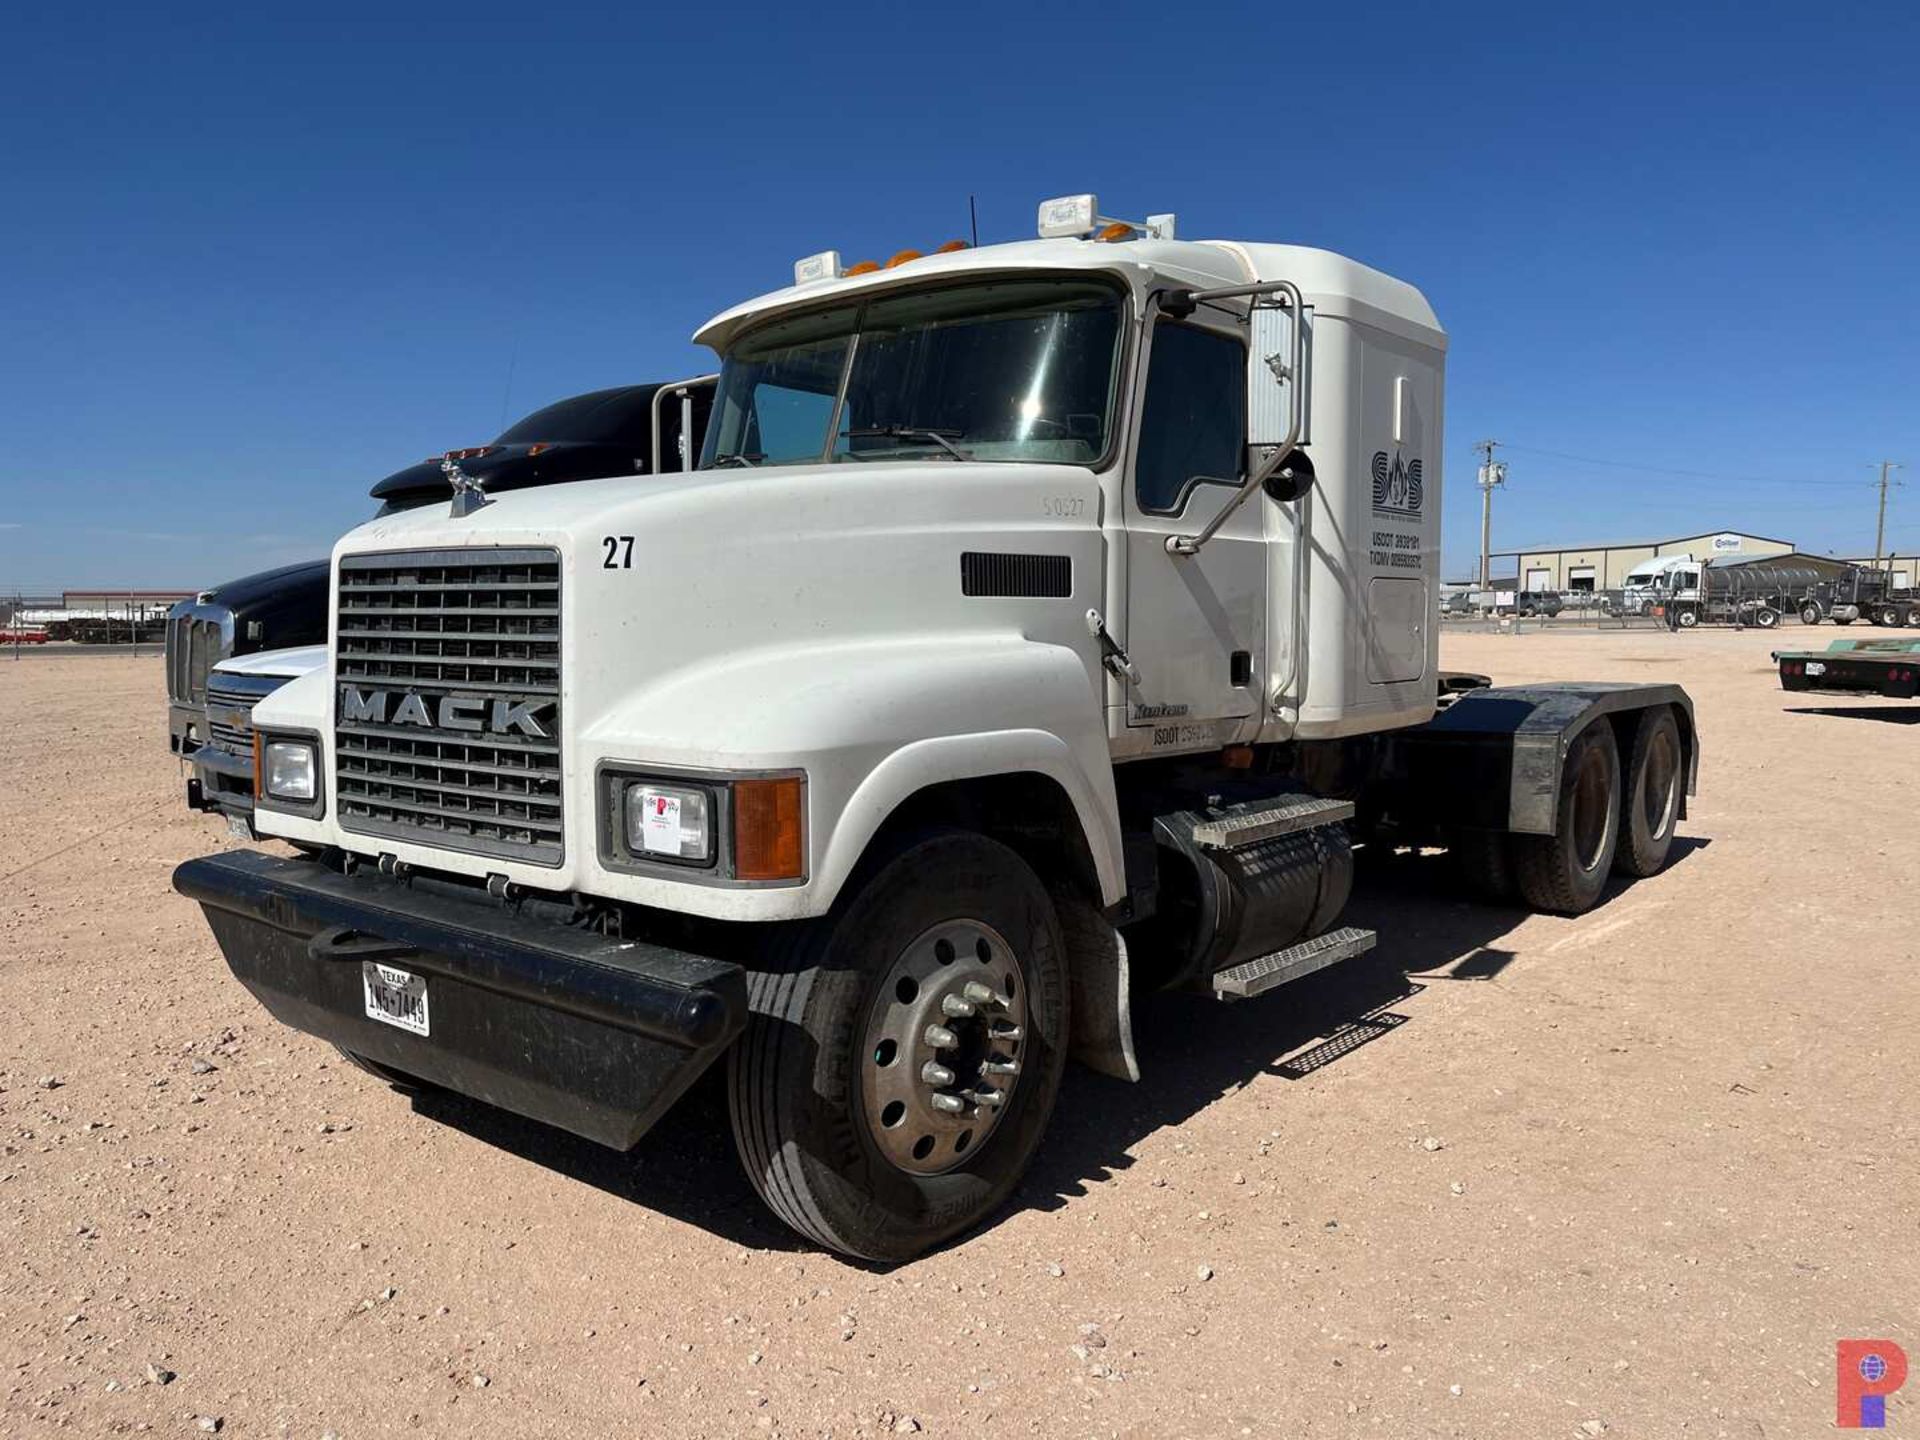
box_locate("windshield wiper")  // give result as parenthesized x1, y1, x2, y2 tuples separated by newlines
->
(708, 452, 764, 468)
(846, 425, 971, 461)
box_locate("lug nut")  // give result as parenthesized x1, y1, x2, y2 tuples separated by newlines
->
(929, 1093, 967, 1115)
(921, 1061, 956, 1087)
(980, 1058, 1019, 1077)
(966, 1087, 1005, 1110)
(941, 993, 977, 1018)
(989, 1023, 1024, 1042)
(923, 1024, 958, 1049)
(962, 980, 1010, 1008)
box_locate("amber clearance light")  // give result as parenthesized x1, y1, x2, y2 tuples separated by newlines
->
(733, 777, 805, 882)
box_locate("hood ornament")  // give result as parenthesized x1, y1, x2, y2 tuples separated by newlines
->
(443, 457, 492, 517)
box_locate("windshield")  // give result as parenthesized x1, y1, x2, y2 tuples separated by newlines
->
(701, 280, 1125, 469)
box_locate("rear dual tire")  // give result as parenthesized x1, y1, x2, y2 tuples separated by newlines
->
(1614, 708, 1682, 878)
(1513, 722, 1622, 914)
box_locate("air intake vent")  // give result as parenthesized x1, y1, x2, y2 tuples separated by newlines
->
(961, 552, 1072, 599)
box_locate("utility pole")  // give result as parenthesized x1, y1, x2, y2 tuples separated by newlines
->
(1872, 460, 1903, 565)
(1474, 439, 1507, 589)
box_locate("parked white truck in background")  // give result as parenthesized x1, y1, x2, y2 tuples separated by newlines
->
(174, 197, 1697, 1260)
(189, 646, 328, 835)
(1621, 555, 1693, 616)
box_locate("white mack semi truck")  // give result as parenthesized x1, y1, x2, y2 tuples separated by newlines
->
(175, 197, 1697, 1261)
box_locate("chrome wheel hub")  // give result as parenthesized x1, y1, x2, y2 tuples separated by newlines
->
(860, 919, 1029, 1176)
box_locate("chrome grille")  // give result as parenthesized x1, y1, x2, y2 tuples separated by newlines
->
(205, 672, 285, 755)
(334, 548, 563, 867)
(166, 607, 230, 705)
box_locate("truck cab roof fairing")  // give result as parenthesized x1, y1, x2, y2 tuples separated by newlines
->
(694, 237, 1444, 355)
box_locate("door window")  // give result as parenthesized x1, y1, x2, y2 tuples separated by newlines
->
(1135, 322, 1245, 515)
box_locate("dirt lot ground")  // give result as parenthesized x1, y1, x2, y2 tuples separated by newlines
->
(3, 630, 1915, 1439)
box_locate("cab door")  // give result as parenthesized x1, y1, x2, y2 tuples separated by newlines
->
(1119, 315, 1267, 746)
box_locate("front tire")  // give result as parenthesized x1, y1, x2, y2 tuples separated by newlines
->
(1676, 607, 1700, 629)
(1753, 607, 1779, 629)
(727, 832, 1069, 1262)
(1514, 722, 1621, 914)
(1800, 604, 1822, 626)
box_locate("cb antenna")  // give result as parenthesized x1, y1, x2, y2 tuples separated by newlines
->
(969, 194, 979, 248)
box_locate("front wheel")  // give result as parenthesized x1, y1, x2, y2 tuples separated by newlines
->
(727, 832, 1069, 1262)
(1675, 607, 1699, 629)
(1800, 605, 1822, 626)
(1513, 721, 1621, 914)
(1753, 607, 1780, 629)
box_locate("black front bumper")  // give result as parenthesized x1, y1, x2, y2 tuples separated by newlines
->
(174, 850, 748, 1149)
(186, 745, 256, 823)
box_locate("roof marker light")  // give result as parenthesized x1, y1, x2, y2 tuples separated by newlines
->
(885, 248, 924, 269)
(934, 239, 968, 254)
(844, 259, 880, 276)
(793, 250, 844, 286)
(1038, 194, 1179, 241)
(1037, 193, 1098, 238)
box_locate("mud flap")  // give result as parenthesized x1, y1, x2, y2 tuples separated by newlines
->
(1052, 884, 1139, 1083)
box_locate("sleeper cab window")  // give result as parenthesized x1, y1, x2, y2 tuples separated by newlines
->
(1135, 321, 1246, 515)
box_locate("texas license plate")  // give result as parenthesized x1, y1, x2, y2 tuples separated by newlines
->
(363, 962, 430, 1036)
(226, 813, 254, 841)
(1804, 661, 1826, 676)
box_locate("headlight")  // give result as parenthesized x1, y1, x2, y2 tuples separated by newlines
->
(263, 740, 317, 803)
(624, 782, 714, 864)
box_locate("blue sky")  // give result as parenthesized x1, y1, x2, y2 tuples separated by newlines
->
(2, 2, 1916, 589)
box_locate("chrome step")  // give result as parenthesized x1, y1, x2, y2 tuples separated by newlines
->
(1190, 796, 1355, 851)
(1212, 926, 1378, 1001)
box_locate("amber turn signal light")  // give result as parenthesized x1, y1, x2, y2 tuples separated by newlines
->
(733, 777, 805, 882)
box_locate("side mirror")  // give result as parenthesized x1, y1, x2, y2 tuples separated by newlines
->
(1247, 302, 1301, 448)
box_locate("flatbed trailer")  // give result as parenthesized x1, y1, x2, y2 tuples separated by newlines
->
(1774, 637, 1920, 698)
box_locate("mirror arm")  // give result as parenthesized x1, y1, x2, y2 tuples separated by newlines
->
(1165, 279, 1306, 556)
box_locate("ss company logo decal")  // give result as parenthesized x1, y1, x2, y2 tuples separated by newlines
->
(1371, 449, 1424, 516)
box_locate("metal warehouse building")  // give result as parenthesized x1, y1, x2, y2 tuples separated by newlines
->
(1492, 530, 1795, 592)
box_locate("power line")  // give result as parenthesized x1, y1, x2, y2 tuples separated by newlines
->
(1496, 442, 1876, 489)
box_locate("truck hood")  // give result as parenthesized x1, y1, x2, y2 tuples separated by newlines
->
(212, 644, 327, 680)
(327, 455, 1107, 752)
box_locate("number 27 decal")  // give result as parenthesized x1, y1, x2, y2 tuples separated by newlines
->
(602, 535, 635, 569)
